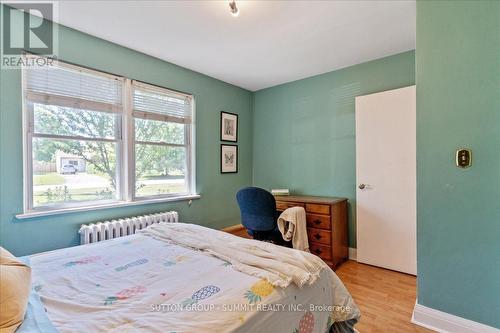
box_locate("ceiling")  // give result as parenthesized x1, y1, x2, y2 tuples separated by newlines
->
(52, 0, 415, 91)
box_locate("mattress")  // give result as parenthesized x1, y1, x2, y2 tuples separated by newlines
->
(18, 225, 359, 333)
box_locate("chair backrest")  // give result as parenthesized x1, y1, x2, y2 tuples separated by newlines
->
(236, 187, 277, 232)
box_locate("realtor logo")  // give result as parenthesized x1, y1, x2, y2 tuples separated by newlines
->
(1, 2, 58, 68)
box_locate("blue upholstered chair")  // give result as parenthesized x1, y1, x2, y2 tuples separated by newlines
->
(236, 187, 288, 245)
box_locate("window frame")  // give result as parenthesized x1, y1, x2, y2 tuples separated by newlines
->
(128, 79, 196, 202)
(21, 57, 197, 215)
(23, 101, 124, 211)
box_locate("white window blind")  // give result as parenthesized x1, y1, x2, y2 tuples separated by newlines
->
(24, 56, 123, 113)
(132, 81, 193, 124)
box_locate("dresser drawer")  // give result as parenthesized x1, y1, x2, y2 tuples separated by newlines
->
(306, 214, 331, 230)
(276, 201, 305, 211)
(309, 242, 332, 261)
(305, 203, 330, 215)
(307, 227, 331, 245)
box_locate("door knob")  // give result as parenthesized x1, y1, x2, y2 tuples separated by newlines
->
(358, 184, 366, 189)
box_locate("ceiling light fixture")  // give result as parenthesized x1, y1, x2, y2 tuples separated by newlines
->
(229, 0, 239, 17)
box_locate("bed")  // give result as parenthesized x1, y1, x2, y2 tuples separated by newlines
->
(17, 222, 360, 333)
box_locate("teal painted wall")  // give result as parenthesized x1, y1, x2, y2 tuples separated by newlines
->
(0, 11, 253, 256)
(416, 1, 499, 328)
(252, 51, 415, 247)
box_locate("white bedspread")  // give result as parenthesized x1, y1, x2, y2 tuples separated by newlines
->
(142, 223, 322, 288)
(27, 223, 360, 333)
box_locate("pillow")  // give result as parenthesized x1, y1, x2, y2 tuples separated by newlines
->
(0, 247, 32, 333)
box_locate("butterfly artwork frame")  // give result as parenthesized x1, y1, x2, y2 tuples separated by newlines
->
(220, 144, 238, 173)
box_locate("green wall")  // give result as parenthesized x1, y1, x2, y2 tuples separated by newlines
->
(252, 51, 415, 247)
(0, 11, 253, 256)
(416, 0, 499, 327)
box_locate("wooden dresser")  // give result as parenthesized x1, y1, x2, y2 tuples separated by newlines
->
(275, 195, 348, 269)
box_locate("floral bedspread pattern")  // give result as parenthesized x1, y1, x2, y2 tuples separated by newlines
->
(27, 229, 359, 333)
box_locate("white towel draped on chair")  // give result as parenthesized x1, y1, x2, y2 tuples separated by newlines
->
(278, 206, 310, 252)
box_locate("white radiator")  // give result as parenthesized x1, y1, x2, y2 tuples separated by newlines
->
(78, 211, 178, 245)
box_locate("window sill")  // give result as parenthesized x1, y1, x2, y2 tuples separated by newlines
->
(15, 194, 201, 220)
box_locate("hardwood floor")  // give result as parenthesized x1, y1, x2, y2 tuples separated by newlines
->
(335, 260, 434, 333)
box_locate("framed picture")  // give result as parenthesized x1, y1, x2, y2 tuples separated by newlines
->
(221, 144, 238, 173)
(220, 111, 238, 142)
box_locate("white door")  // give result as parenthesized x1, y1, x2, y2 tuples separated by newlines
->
(355, 85, 416, 275)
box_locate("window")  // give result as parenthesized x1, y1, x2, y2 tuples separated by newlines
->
(22, 56, 196, 213)
(132, 81, 194, 198)
(24, 58, 123, 210)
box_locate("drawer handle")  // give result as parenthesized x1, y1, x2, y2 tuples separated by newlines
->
(314, 234, 322, 240)
(313, 219, 322, 225)
(314, 248, 322, 255)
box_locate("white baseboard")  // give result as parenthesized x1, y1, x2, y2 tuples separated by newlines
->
(348, 247, 357, 261)
(412, 302, 499, 333)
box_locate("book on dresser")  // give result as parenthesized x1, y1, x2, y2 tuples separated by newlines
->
(274, 195, 349, 270)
